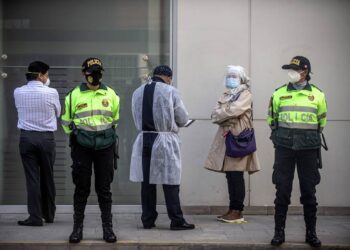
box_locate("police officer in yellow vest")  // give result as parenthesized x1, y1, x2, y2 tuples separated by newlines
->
(61, 58, 119, 243)
(267, 56, 326, 248)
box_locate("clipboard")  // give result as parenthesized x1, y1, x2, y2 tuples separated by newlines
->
(184, 119, 195, 127)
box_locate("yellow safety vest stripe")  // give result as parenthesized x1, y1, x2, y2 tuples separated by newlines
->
(61, 84, 119, 134)
(267, 83, 327, 130)
(74, 110, 114, 119)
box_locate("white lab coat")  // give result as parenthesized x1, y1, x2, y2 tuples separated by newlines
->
(129, 81, 189, 185)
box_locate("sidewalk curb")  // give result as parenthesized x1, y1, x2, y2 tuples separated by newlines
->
(0, 241, 349, 250)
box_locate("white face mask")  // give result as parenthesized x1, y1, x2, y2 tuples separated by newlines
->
(287, 70, 301, 83)
(44, 78, 50, 86)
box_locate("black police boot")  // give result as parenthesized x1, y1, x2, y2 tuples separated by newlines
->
(305, 229, 322, 248)
(102, 222, 117, 243)
(101, 206, 116, 243)
(304, 205, 321, 247)
(271, 206, 286, 246)
(69, 214, 84, 243)
(69, 223, 83, 243)
(271, 227, 285, 246)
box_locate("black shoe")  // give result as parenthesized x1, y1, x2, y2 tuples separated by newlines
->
(143, 223, 156, 229)
(69, 224, 83, 243)
(170, 222, 195, 231)
(103, 224, 117, 243)
(305, 229, 322, 248)
(271, 228, 285, 246)
(18, 218, 43, 227)
(43, 217, 54, 223)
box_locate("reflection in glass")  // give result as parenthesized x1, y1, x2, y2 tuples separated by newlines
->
(0, 0, 171, 204)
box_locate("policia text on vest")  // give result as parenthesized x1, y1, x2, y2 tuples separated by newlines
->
(267, 83, 327, 153)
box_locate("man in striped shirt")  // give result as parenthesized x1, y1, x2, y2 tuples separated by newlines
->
(14, 61, 61, 226)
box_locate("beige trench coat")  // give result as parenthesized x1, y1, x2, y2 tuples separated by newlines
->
(204, 88, 261, 174)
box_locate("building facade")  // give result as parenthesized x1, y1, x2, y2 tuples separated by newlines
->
(0, 0, 349, 208)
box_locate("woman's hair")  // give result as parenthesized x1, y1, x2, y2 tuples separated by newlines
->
(25, 61, 50, 81)
(306, 72, 311, 81)
(226, 65, 250, 86)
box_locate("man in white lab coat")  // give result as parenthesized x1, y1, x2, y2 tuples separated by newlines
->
(130, 65, 195, 230)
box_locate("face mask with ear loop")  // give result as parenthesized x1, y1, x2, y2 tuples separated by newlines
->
(287, 70, 303, 83)
(27, 71, 51, 86)
(44, 78, 50, 86)
(86, 71, 102, 86)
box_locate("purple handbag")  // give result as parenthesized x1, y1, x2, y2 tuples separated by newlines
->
(225, 128, 257, 158)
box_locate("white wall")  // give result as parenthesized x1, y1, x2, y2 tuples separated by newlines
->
(176, 0, 350, 207)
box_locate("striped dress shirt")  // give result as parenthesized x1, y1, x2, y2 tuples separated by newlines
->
(14, 81, 61, 131)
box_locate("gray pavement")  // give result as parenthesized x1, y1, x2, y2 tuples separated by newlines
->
(0, 212, 349, 249)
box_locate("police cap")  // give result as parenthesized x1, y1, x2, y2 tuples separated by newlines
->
(282, 56, 312, 73)
(82, 57, 104, 73)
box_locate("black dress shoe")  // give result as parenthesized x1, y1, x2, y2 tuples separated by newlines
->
(170, 222, 195, 230)
(143, 223, 156, 229)
(18, 218, 43, 227)
(305, 229, 322, 248)
(271, 228, 285, 246)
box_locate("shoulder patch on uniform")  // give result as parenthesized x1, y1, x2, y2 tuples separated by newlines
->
(275, 84, 287, 91)
(311, 84, 323, 92)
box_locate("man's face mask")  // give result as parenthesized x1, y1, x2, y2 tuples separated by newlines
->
(85, 71, 102, 86)
(44, 78, 50, 86)
(39, 72, 50, 86)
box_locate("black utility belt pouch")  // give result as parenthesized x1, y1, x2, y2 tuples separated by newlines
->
(74, 128, 116, 150)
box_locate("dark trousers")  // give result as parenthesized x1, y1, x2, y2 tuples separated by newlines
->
(272, 146, 321, 229)
(71, 143, 115, 224)
(226, 171, 245, 211)
(141, 133, 185, 227)
(19, 130, 56, 222)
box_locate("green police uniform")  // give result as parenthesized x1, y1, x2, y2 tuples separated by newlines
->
(61, 83, 119, 149)
(267, 83, 327, 150)
(62, 58, 119, 243)
(268, 56, 326, 248)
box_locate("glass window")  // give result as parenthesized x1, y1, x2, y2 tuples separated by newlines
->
(0, 0, 171, 204)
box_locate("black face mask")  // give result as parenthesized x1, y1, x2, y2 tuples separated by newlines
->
(85, 71, 102, 86)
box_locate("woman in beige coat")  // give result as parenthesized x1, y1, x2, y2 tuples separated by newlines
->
(205, 65, 260, 223)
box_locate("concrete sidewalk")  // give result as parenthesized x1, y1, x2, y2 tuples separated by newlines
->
(0, 212, 349, 249)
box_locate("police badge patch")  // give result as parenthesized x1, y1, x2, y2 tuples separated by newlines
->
(308, 95, 315, 101)
(102, 99, 109, 107)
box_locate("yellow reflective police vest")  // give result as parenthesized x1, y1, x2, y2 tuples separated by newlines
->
(267, 83, 327, 150)
(61, 83, 120, 149)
